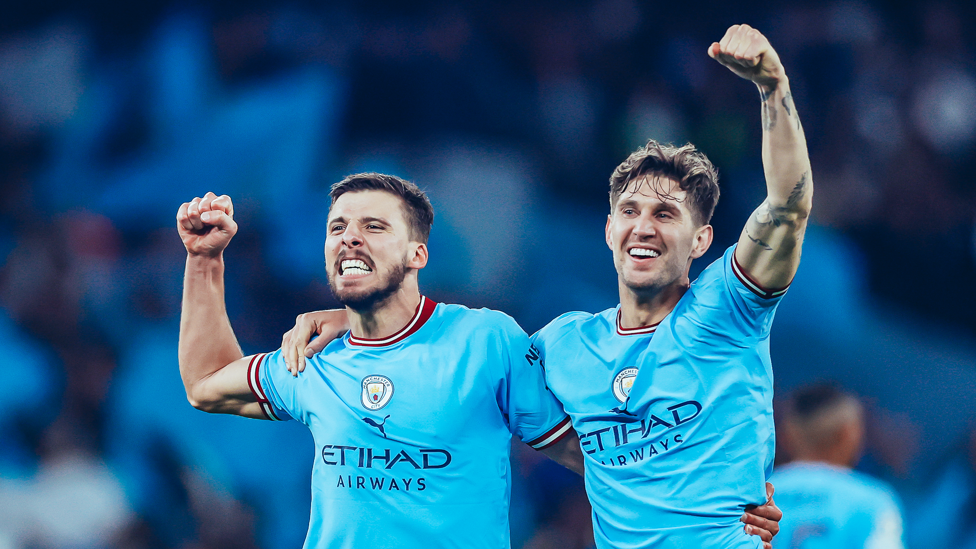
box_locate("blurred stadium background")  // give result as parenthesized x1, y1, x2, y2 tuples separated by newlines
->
(0, 1, 974, 548)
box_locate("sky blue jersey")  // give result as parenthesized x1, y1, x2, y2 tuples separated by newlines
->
(530, 245, 786, 549)
(770, 462, 905, 549)
(249, 296, 573, 549)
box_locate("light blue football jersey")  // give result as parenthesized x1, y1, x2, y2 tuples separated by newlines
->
(531, 245, 785, 549)
(249, 296, 573, 549)
(770, 462, 905, 549)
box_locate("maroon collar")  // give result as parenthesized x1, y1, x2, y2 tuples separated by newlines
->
(347, 296, 437, 347)
(616, 309, 659, 336)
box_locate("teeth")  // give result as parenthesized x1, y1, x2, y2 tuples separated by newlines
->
(341, 260, 371, 274)
(629, 248, 660, 258)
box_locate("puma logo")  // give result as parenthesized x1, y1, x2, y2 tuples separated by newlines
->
(610, 406, 636, 417)
(363, 415, 391, 438)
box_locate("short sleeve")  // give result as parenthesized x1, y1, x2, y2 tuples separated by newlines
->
(528, 311, 586, 382)
(690, 245, 790, 337)
(247, 351, 297, 423)
(490, 315, 571, 450)
(727, 245, 790, 301)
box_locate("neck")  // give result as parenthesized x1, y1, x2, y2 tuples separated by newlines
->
(790, 448, 857, 469)
(617, 276, 689, 329)
(346, 281, 422, 339)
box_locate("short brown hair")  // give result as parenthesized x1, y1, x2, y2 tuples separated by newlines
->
(609, 140, 720, 226)
(330, 173, 434, 243)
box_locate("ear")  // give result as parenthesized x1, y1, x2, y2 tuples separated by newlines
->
(689, 224, 713, 259)
(837, 419, 865, 467)
(407, 243, 429, 270)
(605, 214, 613, 250)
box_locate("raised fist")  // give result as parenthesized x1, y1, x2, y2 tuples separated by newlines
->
(708, 24, 784, 90)
(176, 192, 238, 257)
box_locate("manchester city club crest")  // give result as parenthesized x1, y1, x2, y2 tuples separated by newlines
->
(361, 375, 394, 410)
(612, 367, 639, 403)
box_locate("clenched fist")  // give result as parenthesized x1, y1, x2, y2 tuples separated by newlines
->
(708, 24, 784, 91)
(176, 192, 238, 257)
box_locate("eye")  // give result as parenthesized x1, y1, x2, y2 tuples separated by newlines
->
(622, 208, 637, 216)
(656, 211, 673, 220)
(330, 224, 345, 233)
(366, 224, 384, 231)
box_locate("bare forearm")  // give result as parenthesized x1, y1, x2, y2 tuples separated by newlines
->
(178, 254, 244, 403)
(758, 76, 812, 215)
(711, 25, 813, 287)
(736, 77, 813, 286)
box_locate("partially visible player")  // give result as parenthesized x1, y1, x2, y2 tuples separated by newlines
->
(771, 384, 906, 548)
(176, 174, 582, 549)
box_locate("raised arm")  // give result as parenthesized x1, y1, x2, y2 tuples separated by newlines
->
(177, 192, 265, 419)
(710, 25, 813, 291)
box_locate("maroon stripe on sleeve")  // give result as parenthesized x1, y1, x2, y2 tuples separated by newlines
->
(731, 252, 790, 299)
(246, 353, 274, 421)
(527, 416, 573, 450)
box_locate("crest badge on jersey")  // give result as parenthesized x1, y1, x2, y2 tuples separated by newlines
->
(612, 367, 639, 403)
(362, 375, 394, 410)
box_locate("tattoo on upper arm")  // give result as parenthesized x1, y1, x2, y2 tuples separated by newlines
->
(745, 204, 778, 252)
(746, 172, 811, 252)
(755, 203, 782, 228)
(786, 172, 809, 208)
(745, 230, 773, 250)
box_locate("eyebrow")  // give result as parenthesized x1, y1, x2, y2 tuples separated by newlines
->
(656, 202, 682, 215)
(617, 198, 684, 216)
(327, 215, 391, 226)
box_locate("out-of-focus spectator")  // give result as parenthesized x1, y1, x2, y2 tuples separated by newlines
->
(771, 383, 905, 548)
(0, 415, 136, 549)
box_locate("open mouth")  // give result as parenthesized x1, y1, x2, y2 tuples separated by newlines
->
(339, 259, 373, 276)
(628, 247, 660, 259)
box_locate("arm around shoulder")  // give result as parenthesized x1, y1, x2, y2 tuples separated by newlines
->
(539, 429, 585, 476)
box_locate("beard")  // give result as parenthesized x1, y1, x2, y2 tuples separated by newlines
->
(617, 253, 685, 295)
(328, 261, 407, 312)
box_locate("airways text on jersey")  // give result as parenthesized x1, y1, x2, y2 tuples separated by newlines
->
(579, 400, 702, 467)
(322, 442, 451, 493)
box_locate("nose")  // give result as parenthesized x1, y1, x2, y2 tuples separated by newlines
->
(633, 212, 657, 238)
(341, 224, 364, 248)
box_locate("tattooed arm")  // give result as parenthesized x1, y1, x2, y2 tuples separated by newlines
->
(709, 25, 813, 290)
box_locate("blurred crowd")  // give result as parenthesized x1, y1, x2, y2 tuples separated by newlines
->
(1, 1, 975, 548)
